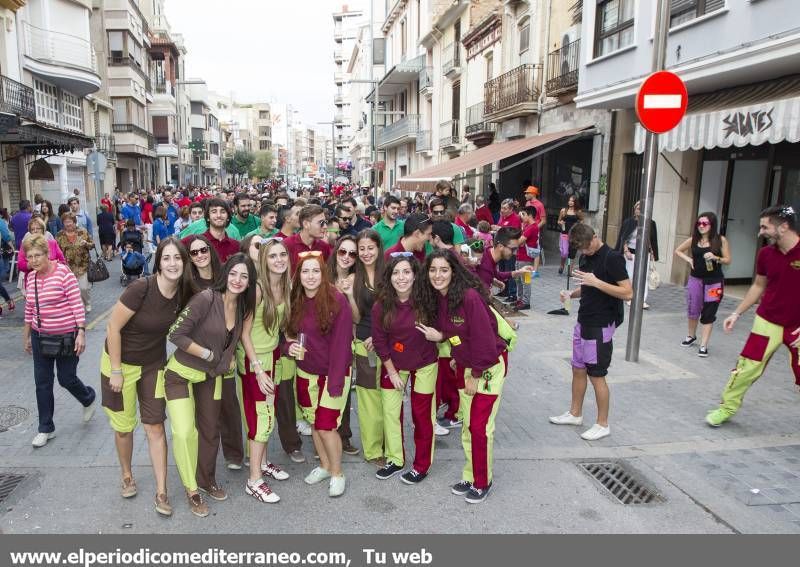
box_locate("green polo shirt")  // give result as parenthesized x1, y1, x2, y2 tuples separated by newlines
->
(373, 218, 405, 250)
(230, 214, 259, 237)
(180, 219, 241, 240)
(425, 222, 466, 256)
(245, 227, 279, 239)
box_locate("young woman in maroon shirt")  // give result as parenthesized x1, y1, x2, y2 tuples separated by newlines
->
(416, 249, 508, 504)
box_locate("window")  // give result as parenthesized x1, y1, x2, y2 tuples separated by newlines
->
(519, 18, 530, 54)
(108, 31, 123, 58)
(34, 79, 83, 131)
(112, 98, 128, 124)
(259, 140, 271, 150)
(400, 19, 407, 60)
(190, 101, 203, 115)
(259, 126, 271, 137)
(62, 92, 83, 132)
(34, 79, 59, 126)
(485, 51, 493, 81)
(259, 110, 270, 119)
(670, 0, 725, 27)
(595, 0, 635, 57)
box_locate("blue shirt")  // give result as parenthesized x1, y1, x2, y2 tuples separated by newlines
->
(165, 204, 179, 232)
(152, 218, 170, 245)
(76, 209, 93, 236)
(0, 219, 12, 246)
(121, 203, 143, 226)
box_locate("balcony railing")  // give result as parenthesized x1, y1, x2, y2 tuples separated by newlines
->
(416, 130, 432, 153)
(334, 49, 343, 61)
(147, 134, 156, 150)
(334, 94, 344, 105)
(484, 64, 539, 116)
(334, 113, 345, 124)
(465, 102, 495, 135)
(107, 56, 149, 84)
(546, 39, 580, 94)
(334, 72, 344, 83)
(377, 114, 419, 147)
(154, 80, 174, 96)
(0, 74, 36, 121)
(442, 42, 460, 76)
(418, 67, 432, 92)
(439, 119, 460, 147)
(95, 134, 116, 159)
(112, 123, 150, 138)
(23, 22, 98, 74)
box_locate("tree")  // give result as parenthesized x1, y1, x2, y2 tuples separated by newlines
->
(249, 151, 273, 180)
(222, 149, 255, 183)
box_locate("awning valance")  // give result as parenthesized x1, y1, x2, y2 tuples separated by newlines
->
(397, 127, 592, 192)
(635, 76, 800, 153)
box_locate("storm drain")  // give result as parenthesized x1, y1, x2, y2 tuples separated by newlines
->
(579, 461, 663, 505)
(0, 406, 30, 433)
(0, 474, 26, 504)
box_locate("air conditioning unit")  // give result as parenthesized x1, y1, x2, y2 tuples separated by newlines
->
(500, 118, 525, 140)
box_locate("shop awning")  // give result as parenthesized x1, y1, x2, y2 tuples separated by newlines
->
(635, 75, 800, 153)
(397, 126, 593, 192)
(0, 121, 93, 154)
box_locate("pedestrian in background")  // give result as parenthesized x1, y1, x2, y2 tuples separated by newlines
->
(40, 200, 62, 237)
(22, 234, 96, 448)
(97, 204, 116, 261)
(56, 212, 94, 313)
(615, 200, 659, 310)
(557, 195, 583, 276)
(674, 212, 730, 357)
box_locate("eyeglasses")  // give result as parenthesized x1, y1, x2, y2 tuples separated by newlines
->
(316, 219, 329, 227)
(189, 246, 210, 257)
(696, 221, 711, 227)
(431, 209, 446, 215)
(297, 250, 323, 259)
(337, 248, 358, 259)
(337, 216, 353, 223)
(389, 251, 414, 258)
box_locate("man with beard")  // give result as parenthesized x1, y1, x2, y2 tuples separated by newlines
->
(195, 199, 239, 263)
(373, 196, 403, 250)
(230, 194, 259, 236)
(706, 205, 800, 427)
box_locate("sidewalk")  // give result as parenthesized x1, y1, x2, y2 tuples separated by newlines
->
(0, 261, 798, 533)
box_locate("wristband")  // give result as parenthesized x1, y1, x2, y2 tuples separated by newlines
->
(202, 348, 213, 361)
(731, 312, 740, 319)
(110, 369, 123, 375)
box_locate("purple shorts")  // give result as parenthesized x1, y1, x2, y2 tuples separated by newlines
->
(686, 276, 723, 324)
(559, 233, 570, 258)
(571, 323, 616, 378)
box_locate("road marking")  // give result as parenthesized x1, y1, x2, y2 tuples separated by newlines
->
(643, 94, 683, 109)
(86, 305, 115, 330)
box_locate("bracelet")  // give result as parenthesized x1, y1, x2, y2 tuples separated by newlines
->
(731, 312, 740, 319)
(251, 359, 262, 368)
(201, 348, 213, 361)
(110, 369, 123, 375)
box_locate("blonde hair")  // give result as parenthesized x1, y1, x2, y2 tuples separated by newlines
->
(22, 234, 49, 256)
(257, 239, 291, 334)
(28, 216, 46, 233)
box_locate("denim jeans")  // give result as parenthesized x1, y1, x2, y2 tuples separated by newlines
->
(31, 330, 95, 433)
(499, 258, 516, 298)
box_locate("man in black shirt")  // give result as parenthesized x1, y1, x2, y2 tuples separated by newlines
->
(549, 224, 632, 441)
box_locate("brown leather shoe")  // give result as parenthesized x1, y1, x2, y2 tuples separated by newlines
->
(154, 493, 173, 517)
(121, 477, 137, 499)
(198, 483, 228, 501)
(342, 441, 360, 456)
(187, 492, 208, 517)
(367, 457, 386, 468)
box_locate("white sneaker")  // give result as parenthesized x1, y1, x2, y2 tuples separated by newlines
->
(296, 420, 312, 436)
(434, 422, 450, 436)
(82, 400, 96, 422)
(580, 424, 610, 441)
(329, 475, 346, 497)
(549, 411, 583, 425)
(32, 432, 55, 447)
(245, 479, 280, 503)
(304, 466, 331, 485)
(226, 461, 243, 470)
(261, 461, 290, 481)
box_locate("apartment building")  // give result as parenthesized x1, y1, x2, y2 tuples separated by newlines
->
(576, 0, 800, 284)
(185, 79, 220, 185)
(0, 0, 101, 211)
(333, 5, 363, 181)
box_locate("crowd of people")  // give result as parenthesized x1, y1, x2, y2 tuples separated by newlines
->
(3, 178, 798, 520)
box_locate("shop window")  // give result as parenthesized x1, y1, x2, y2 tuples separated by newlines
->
(594, 0, 635, 58)
(670, 0, 725, 27)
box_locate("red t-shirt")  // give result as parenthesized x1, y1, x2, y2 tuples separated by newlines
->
(755, 241, 800, 328)
(384, 239, 426, 264)
(284, 232, 332, 273)
(177, 197, 192, 209)
(101, 198, 114, 213)
(517, 222, 540, 262)
(498, 212, 521, 229)
(475, 205, 493, 225)
(200, 229, 240, 264)
(141, 202, 153, 224)
(455, 216, 474, 239)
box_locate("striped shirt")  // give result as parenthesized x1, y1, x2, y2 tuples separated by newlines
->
(24, 262, 85, 334)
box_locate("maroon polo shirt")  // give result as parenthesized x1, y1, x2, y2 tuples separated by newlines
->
(384, 238, 426, 264)
(755, 240, 800, 328)
(284, 232, 332, 273)
(476, 248, 512, 289)
(203, 229, 240, 263)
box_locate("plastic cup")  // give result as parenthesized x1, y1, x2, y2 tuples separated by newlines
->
(523, 270, 532, 284)
(564, 296, 572, 312)
(296, 333, 306, 361)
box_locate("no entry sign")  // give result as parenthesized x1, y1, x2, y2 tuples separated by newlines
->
(636, 71, 688, 134)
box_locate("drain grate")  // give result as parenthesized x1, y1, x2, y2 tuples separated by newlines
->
(0, 406, 30, 433)
(579, 461, 662, 505)
(0, 474, 26, 504)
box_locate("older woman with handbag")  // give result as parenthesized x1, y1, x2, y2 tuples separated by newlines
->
(56, 211, 94, 312)
(21, 234, 96, 448)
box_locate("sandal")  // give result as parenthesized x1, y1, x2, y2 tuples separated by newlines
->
(121, 476, 137, 499)
(154, 493, 173, 516)
(187, 492, 209, 517)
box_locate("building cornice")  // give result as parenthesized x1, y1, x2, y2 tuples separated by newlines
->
(0, 0, 26, 11)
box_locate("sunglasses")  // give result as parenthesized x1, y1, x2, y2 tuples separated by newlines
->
(255, 236, 284, 248)
(337, 248, 358, 259)
(337, 216, 353, 223)
(389, 251, 414, 258)
(316, 219, 329, 227)
(696, 221, 711, 227)
(189, 246, 210, 257)
(297, 250, 323, 259)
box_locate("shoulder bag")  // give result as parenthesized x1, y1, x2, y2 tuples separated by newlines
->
(34, 272, 76, 358)
(87, 246, 110, 283)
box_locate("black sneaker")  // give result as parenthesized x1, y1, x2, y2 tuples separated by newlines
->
(375, 461, 403, 480)
(451, 480, 472, 496)
(400, 469, 427, 485)
(438, 417, 462, 429)
(698, 346, 709, 358)
(465, 483, 492, 504)
(681, 336, 697, 347)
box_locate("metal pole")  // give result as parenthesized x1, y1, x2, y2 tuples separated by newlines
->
(626, 0, 670, 362)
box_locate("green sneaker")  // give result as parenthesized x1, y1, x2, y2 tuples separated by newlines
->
(705, 408, 731, 427)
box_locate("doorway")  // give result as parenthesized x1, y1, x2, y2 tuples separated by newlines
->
(725, 160, 768, 279)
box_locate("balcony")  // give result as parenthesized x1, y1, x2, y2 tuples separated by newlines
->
(107, 56, 149, 85)
(112, 123, 151, 155)
(0, 75, 36, 122)
(95, 134, 116, 160)
(334, 49, 343, 63)
(439, 119, 460, 153)
(334, 113, 345, 125)
(334, 72, 345, 85)
(419, 67, 433, 98)
(334, 30, 343, 42)
(484, 64, 539, 122)
(21, 22, 100, 97)
(442, 42, 461, 79)
(464, 102, 496, 147)
(415, 130, 433, 154)
(377, 114, 419, 149)
(113, 123, 150, 137)
(546, 39, 580, 96)
(334, 94, 344, 105)
(155, 135, 178, 158)
(154, 80, 175, 97)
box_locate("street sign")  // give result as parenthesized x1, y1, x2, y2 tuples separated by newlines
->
(86, 151, 107, 182)
(635, 71, 688, 134)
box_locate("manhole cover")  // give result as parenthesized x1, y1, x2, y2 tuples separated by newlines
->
(0, 406, 30, 432)
(579, 461, 663, 505)
(0, 474, 26, 504)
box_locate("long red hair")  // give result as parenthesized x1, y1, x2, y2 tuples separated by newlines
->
(287, 255, 341, 336)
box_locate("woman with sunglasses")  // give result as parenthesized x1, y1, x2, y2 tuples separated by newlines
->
(326, 236, 361, 456)
(348, 229, 386, 466)
(238, 237, 292, 502)
(286, 250, 353, 497)
(674, 212, 730, 357)
(184, 235, 221, 290)
(371, 254, 439, 483)
(102, 237, 194, 516)
(415, 249, 508, 504)
(165, 253, 256, 517)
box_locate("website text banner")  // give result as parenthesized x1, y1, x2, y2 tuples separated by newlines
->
(0, 535, 792, 567)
